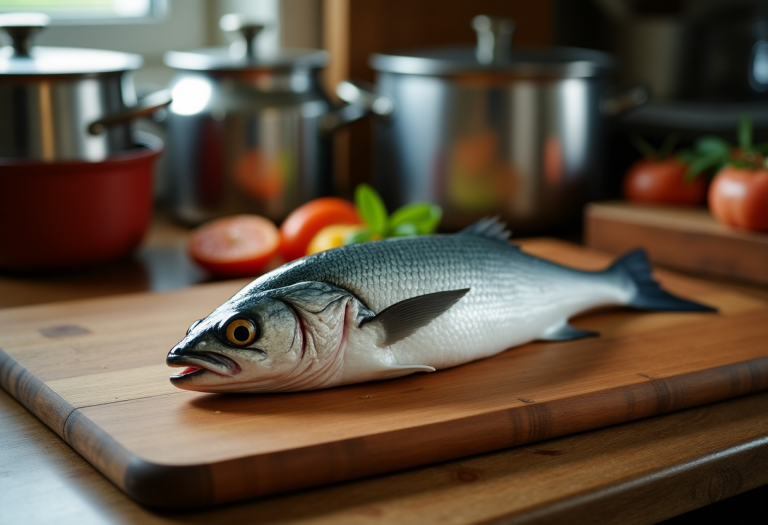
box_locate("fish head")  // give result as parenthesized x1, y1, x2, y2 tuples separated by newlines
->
(167, 293, 303, 392)
(167, 281, 369, 393)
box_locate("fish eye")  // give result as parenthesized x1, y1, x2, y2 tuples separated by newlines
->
(186, 319, 202, 335)
(224, 317, 259, 347)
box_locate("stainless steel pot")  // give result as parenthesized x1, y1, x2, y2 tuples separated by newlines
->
(164, 15, 368, 225)
(346, 16, 647, 233)
(0, 13, 171, 162)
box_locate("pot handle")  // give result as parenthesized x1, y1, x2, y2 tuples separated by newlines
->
(88, 89, 172, 136)
(319, 80, 395, 134)
(601, 84, 651, 117)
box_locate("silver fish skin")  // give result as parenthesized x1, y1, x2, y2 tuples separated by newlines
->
(167, 220, 714, 393)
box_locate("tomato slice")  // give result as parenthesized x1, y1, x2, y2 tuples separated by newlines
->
(279, 197, 361, 261)
(188, 215, 280, 277)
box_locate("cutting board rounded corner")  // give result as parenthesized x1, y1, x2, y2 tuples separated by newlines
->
(124, 456, 214, 509)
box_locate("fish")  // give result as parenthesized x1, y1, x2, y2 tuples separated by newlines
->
(167, 218, 715, 393)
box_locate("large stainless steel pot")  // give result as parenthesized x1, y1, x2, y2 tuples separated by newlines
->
(347, 16, 647, 233)
(164, 15, 368, 225)
(0, 13, 170, 162)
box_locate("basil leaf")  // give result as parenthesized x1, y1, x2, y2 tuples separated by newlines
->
(739, 114, 752, 150)
(354, 184, 388, 235)
(677, 150, 697, 163)
(389, 203, 431, 227)
(417, 205, 442, 234)
(345, 229, 372, 245)
(389, 203, 442, 234)
(390, 223, 419, 237)
(694, 136, 730, 156)
(685, 153, 723, 180)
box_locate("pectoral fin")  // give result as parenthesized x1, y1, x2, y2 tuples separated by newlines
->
(360, 288, 470, 346)
(539, 321, 599, 341)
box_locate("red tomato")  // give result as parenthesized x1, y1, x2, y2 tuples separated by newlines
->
(708, 166, 768, 231)
(623, 158, 707, 205)
(188, 215, 280, 277)
(279, 197, 361, 261)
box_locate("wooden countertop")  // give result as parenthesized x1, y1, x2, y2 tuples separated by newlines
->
(2, 215, 768, 524)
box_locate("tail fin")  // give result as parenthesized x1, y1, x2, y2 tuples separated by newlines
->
(610, 249, 717, 312)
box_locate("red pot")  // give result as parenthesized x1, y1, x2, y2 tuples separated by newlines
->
(0, 133, 163, 271)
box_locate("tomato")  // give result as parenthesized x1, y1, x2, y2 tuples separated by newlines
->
(188, 215, 280, 277)
(708, 166, 768, 231)
(623, 158, 707, 205)
(306, 224, 365, 255)
(279, 197, 361, 261)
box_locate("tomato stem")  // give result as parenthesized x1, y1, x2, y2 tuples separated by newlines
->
(631, 135, 659, 160)
(631, 134, 678, 161)
(659, 134, 680, 160)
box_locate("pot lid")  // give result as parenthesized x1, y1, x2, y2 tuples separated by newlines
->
(371, 15, 614, 78)
(164, 47, 329, 72)
(0, 12, 142, 75)
(164, 13, 328, 72)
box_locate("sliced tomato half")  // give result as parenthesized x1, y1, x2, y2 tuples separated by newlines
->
(188, 215, 280, 277)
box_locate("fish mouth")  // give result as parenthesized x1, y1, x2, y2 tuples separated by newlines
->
(167, 351, 241, 381)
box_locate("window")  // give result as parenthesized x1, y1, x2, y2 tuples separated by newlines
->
(0, 0, 166, 24)
(0, 0, 317, 88)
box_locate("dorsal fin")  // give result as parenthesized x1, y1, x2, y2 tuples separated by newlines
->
(458, 217, 513, 244)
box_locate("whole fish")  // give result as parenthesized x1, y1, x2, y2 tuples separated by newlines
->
(167, 218, 714, 393)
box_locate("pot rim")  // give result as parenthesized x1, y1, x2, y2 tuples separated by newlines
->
(164, 47, 328, 72)
(0, 131, 163, 168)
(371, 45, 615, 78)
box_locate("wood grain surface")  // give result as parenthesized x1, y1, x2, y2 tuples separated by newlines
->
(3, 385, 767, 525)
(1, 239, 767, 509)
(585, 201, 768, 284)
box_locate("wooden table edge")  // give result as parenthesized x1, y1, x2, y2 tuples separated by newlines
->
(483, 433, 768, 525)
(3, 345, 768, 510)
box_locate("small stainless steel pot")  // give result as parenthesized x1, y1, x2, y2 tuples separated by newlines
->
(164, 15, 368, 225)
(344, 16, 647, 233)
(0, 13, 170, 162)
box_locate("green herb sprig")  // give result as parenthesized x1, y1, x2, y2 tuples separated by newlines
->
(680, 115, 768, 180)
(346, 184, 442, 244)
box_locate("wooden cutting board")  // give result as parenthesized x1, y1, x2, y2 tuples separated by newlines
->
(1, 239, 767, 510)
(585, 201, 768, 284)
